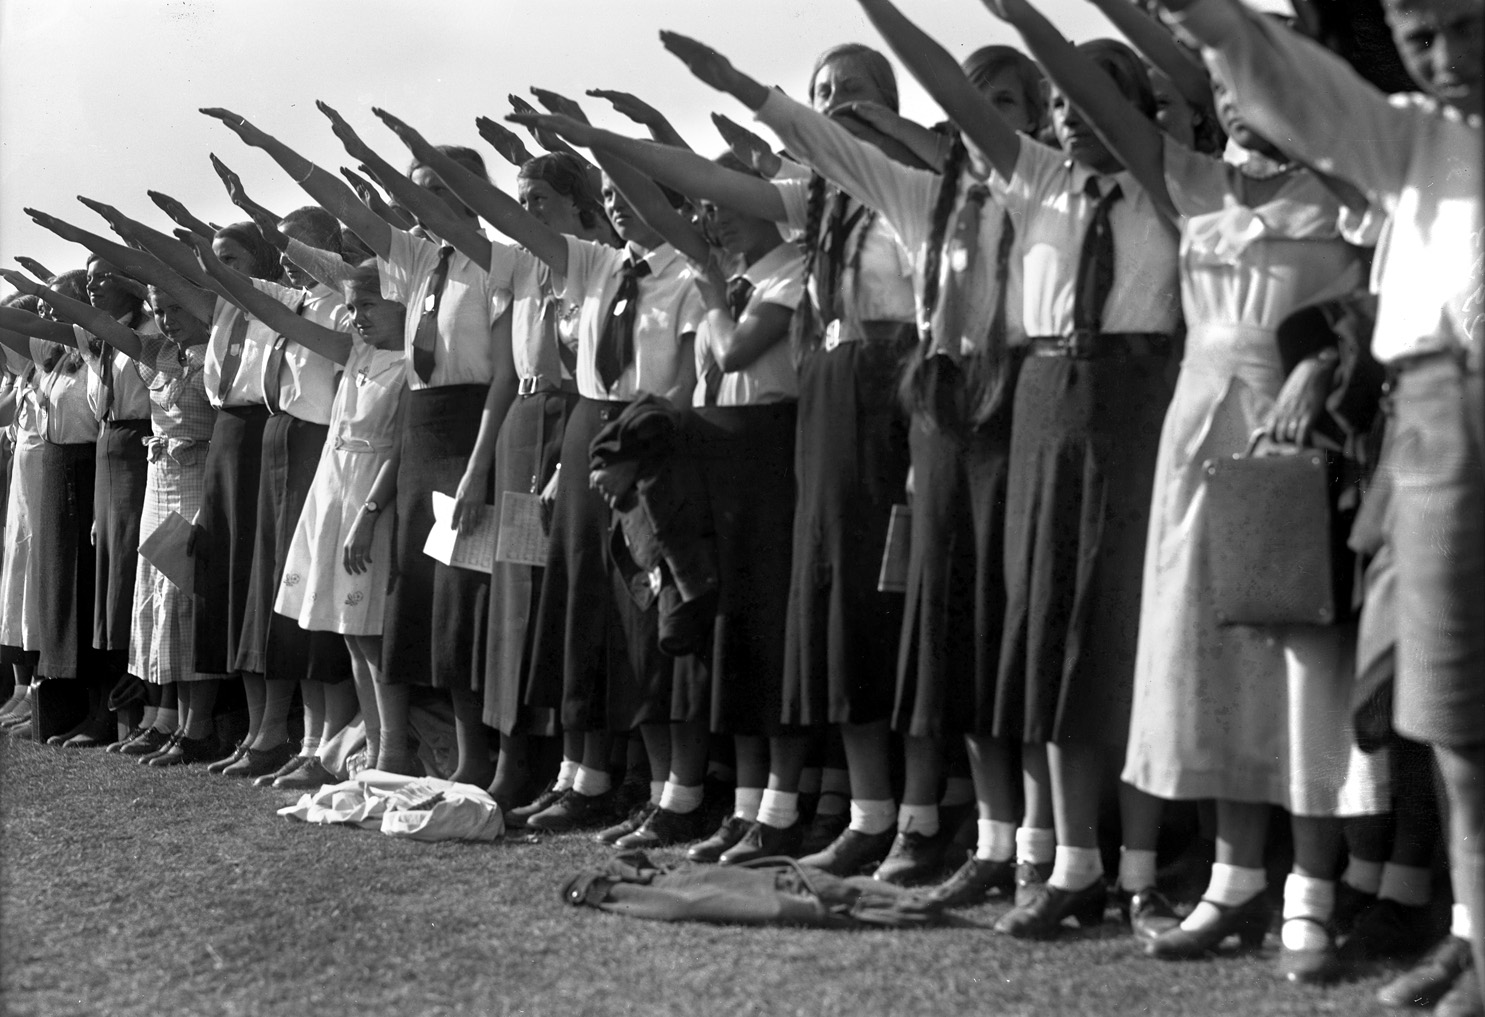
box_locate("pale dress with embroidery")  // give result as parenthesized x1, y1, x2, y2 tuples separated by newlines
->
(1121, 144, 1386, 815)
(274, 341, 404, 635)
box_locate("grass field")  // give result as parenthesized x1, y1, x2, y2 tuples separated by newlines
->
(0, 737, 1423, 1017)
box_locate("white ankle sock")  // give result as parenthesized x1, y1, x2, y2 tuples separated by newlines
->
(1183, 863, 1266, 932)
(649, 780, 665, 805)
(1281, 874, 1336, 949)
(1452, 902, 1473, 941)
(1378, 863, 1432, 907)
(1049, 845, 1103, 891)
(139, 705, 159, 730)
(733, 787, 764, 822)
(154, 707, 178, 732)
(301, 735, 321, 756)
(898, 803, 939, 836)
(1118, 848, 1158, 894)
(977, 820, 1017, 862)
(940, 777, 975, 807)
(1342, 856, 1384, 896)
(572, 765, 611, 797)
(757, 789, 800, 829)
(554, 759, 579, 791)
(1016, 826, 1056, 865)
(659, 781, 702, 814)
(849, 798, 896, 835)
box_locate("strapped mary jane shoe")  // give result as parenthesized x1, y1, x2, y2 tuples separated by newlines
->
(1146, 893, 1271, 959)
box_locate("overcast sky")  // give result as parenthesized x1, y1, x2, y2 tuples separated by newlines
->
(0, 0, 1115, 296)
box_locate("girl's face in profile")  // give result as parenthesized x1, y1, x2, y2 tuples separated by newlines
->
(411, 165, 476, 222)
(344, 283, 405, 350)
(1149, 69, 1197, 149)
(519, 177, 583, 237)
(212, 236, 258, 277)
(979, 66, 1039, 138)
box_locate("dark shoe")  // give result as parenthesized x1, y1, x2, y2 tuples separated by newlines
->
(923, 852, 1015, 909)
(119, 727, 172, 757)
(1146, 894, 1271, 959)
(526, 789, 614, 832)
(505, 782, 566, 831)
(138, 732, 182, 764)
(148, 733, 220, 767)
(797, 827, 896, 876)
(873, 829, 950, 886)
(596, 802, 656, 845)
(719, 820, 804, 866)
(688, 814, 753, 863)
(1277, 918, 1341, 984)
(1014, 859, 1055, 908)
(1437, 972, 1485, 1017)
(1376, 935, 1473, 1009)
(223, 742, 295, 779)
(799, 809, 849, 856)
(1340, 897, 1439, 963)
(1122, 887, 1182, 941)
(273, 756, 337, 789)
(254, 754, 312, 787)
(107, 726, 148, 753)
(614, 806, 706, 850)
(207, 741, 249, 774)
(1332, 880, 1378, 935)
(995, 880, 1108, 939)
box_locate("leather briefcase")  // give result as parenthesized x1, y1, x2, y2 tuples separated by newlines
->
(1203, 437, 1342, 626)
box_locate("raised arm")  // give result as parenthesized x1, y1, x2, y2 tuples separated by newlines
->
(587, 89, 693, 150)
(148, 190, 218, 246)
(374, 107, 566, 275)
(201, 106, 394, 259)
(0, 305, 74, 344)
(844, 2, 1022, 179)
(474, 118, 536, 168)
(0, 268, 146, 361)
(339, 166, 418, 232)
(989, 0, 1175, 216)
(24, 208, 215, 322)
(509, 94, 592, 167)
(180, 232, 353, 366)
(15, 257, 55, 283)
(78, 196, 220, 293)
(711, 114, 785, 178)
(1086, 0, 1213, 115)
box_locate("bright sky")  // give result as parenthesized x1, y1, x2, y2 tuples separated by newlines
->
(0, 0, 1115, 296)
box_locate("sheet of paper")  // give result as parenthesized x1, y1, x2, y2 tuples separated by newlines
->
(422, 491, 497, 572)
(494, 491, 549, 568)
(139, 510, 195, 594)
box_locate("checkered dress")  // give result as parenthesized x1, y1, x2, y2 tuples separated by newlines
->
(129, 337, 215, 684)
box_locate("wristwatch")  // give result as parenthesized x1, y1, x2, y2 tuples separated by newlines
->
(361, 499, 382, 515)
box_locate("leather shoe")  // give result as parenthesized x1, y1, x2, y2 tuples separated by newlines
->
(719, 819, 804, 865)
(505, 782, 566, 830)
(108, 725, 148, 753)
(799, 808, 849, 856)
(222, 742, 295, 779)
(207, 741, 249, 774)
(526, 789, 614, 832)
(688, 814, 752, 863)
(1377, 935, 1474, 1009)
(148, 733, 221, 767)
(1332, 880, 1377, 936)
(255, 754, 313, 787)
(119, 727, 172, 756)
(994, 880, 1108, 939)
(1340, 897, 1440, 963)
(273, 756, 337, 789)
(873, 829, 950, 886)
(1122, 887, 1181, 941)
(797, 827, 896, 876)
(923, 852, 1015, 909)
(614, 806, 705, 850)
(1014, 859, 1054, 908)
(596, 802, 656, 845)
(1277, 918, 1341, 984)
(1437, 972, 1485, 1017)
(137, 731, 182, 764)
(1146, 893, 1271, 959)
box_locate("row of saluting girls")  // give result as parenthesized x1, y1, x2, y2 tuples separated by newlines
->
(0, 0, 1479, 1004)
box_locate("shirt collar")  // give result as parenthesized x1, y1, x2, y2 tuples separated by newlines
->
(739, 241, 798, 286)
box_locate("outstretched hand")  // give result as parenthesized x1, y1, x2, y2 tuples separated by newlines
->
(711, 113, 782, 178)
(0, 267, 42, 296)
(76, 196, 135, 239)
(148, 191, 207, 235)
(341, 167, 417, 231)
(530, 87, 590, 124)
(979, 0, 1033, 20)
(658, 31, 743, 94)
(199, 107, 272, 148)
(210, 154, 274, 229)
(587, 89, 663, 127)
(505, 111, 597, 148)
(23, 208, 82, 244)
(13, 256, 54, 283)
(474, 116, 535, 167)
(371, 106, 433, 158)
(317, 100, 373, 162)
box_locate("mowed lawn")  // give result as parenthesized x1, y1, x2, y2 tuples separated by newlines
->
(1, 738, 1413, 1017)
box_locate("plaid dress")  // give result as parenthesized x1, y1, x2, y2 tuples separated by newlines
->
(129, 336, 214, 684)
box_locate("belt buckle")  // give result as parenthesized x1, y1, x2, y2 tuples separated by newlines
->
(518, 376, 539, 396)
(822, 319, 843, 352)
(1061, 330, 1095, 358)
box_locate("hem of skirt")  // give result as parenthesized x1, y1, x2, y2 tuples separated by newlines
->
(1121, 768, 1388, 817)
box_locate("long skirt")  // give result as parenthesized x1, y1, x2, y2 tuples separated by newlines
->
(130, 442, 211, 684)
(193, 404, 269, 676)
(484, 388, 574, 734)
(893, 401, 1013, 739)
(689, 403, 798, 737)
(1122, 324, 1386, 814)
(34, 440, 98, 679)
(381, 385, 489, 690)
(528, 397, 670, 733)
(0, 429, 45, 650)
(93, 419, 149, 653)
(781, 338, 912, 727)
(994, 351, 1171, 747)
(236, 413, 350, 684)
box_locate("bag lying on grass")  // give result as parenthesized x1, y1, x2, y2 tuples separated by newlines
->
(560, 851, 945, 928)
(278, 770, 504, 843)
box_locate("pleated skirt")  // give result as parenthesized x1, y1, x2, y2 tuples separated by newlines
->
(92, 419, 150, 652)
(34, 440, 98, 679)
(131, 442, 210, 684)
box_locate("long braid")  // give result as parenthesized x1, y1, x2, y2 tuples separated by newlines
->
(898, 135, 970, 433)
(789, 172, 831, 364)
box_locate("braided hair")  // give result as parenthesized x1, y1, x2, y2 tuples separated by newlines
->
(789, 172, 832, 362)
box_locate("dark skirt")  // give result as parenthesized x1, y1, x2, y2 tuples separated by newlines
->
(689, 403, 798, 736)
(782, 338, 913, 727)
(93, 419, 149, 652)
(382, 385, 489, 690)
(484, 388, 575, 734)
(235, 413, 350, 684)
(893, 404, 1013, 739)
(194, 404, 269, 676)
(34, 440, 99, 679)
(994, 353, 1172, 747)
(527, 397, 671, 733)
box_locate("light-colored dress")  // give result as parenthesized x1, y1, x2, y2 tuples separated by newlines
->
(1122, 144, 1385, 816)
(275, 341, 403, 636)
(130, 336, 215, 684)
(1, 378, 45, 649)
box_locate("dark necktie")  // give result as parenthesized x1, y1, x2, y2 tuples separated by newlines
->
(930, 183, 991, 361)
(703, 275, 755, 406)
(814, 188, 866, 327)
(88, 336, 114, 422)
(1072, 177, 1123, 335)
(412, 246, 455, 384)
(264, 294, 307, 415)
(215, 309, 251, 403)
(595, 255, 651, 391)
(989, 209, 1016, 352)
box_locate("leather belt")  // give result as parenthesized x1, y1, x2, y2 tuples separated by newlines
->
(821, 319, 917, 351)
(1026, 332, 1171, 360)
(518, 375, 576, 397)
